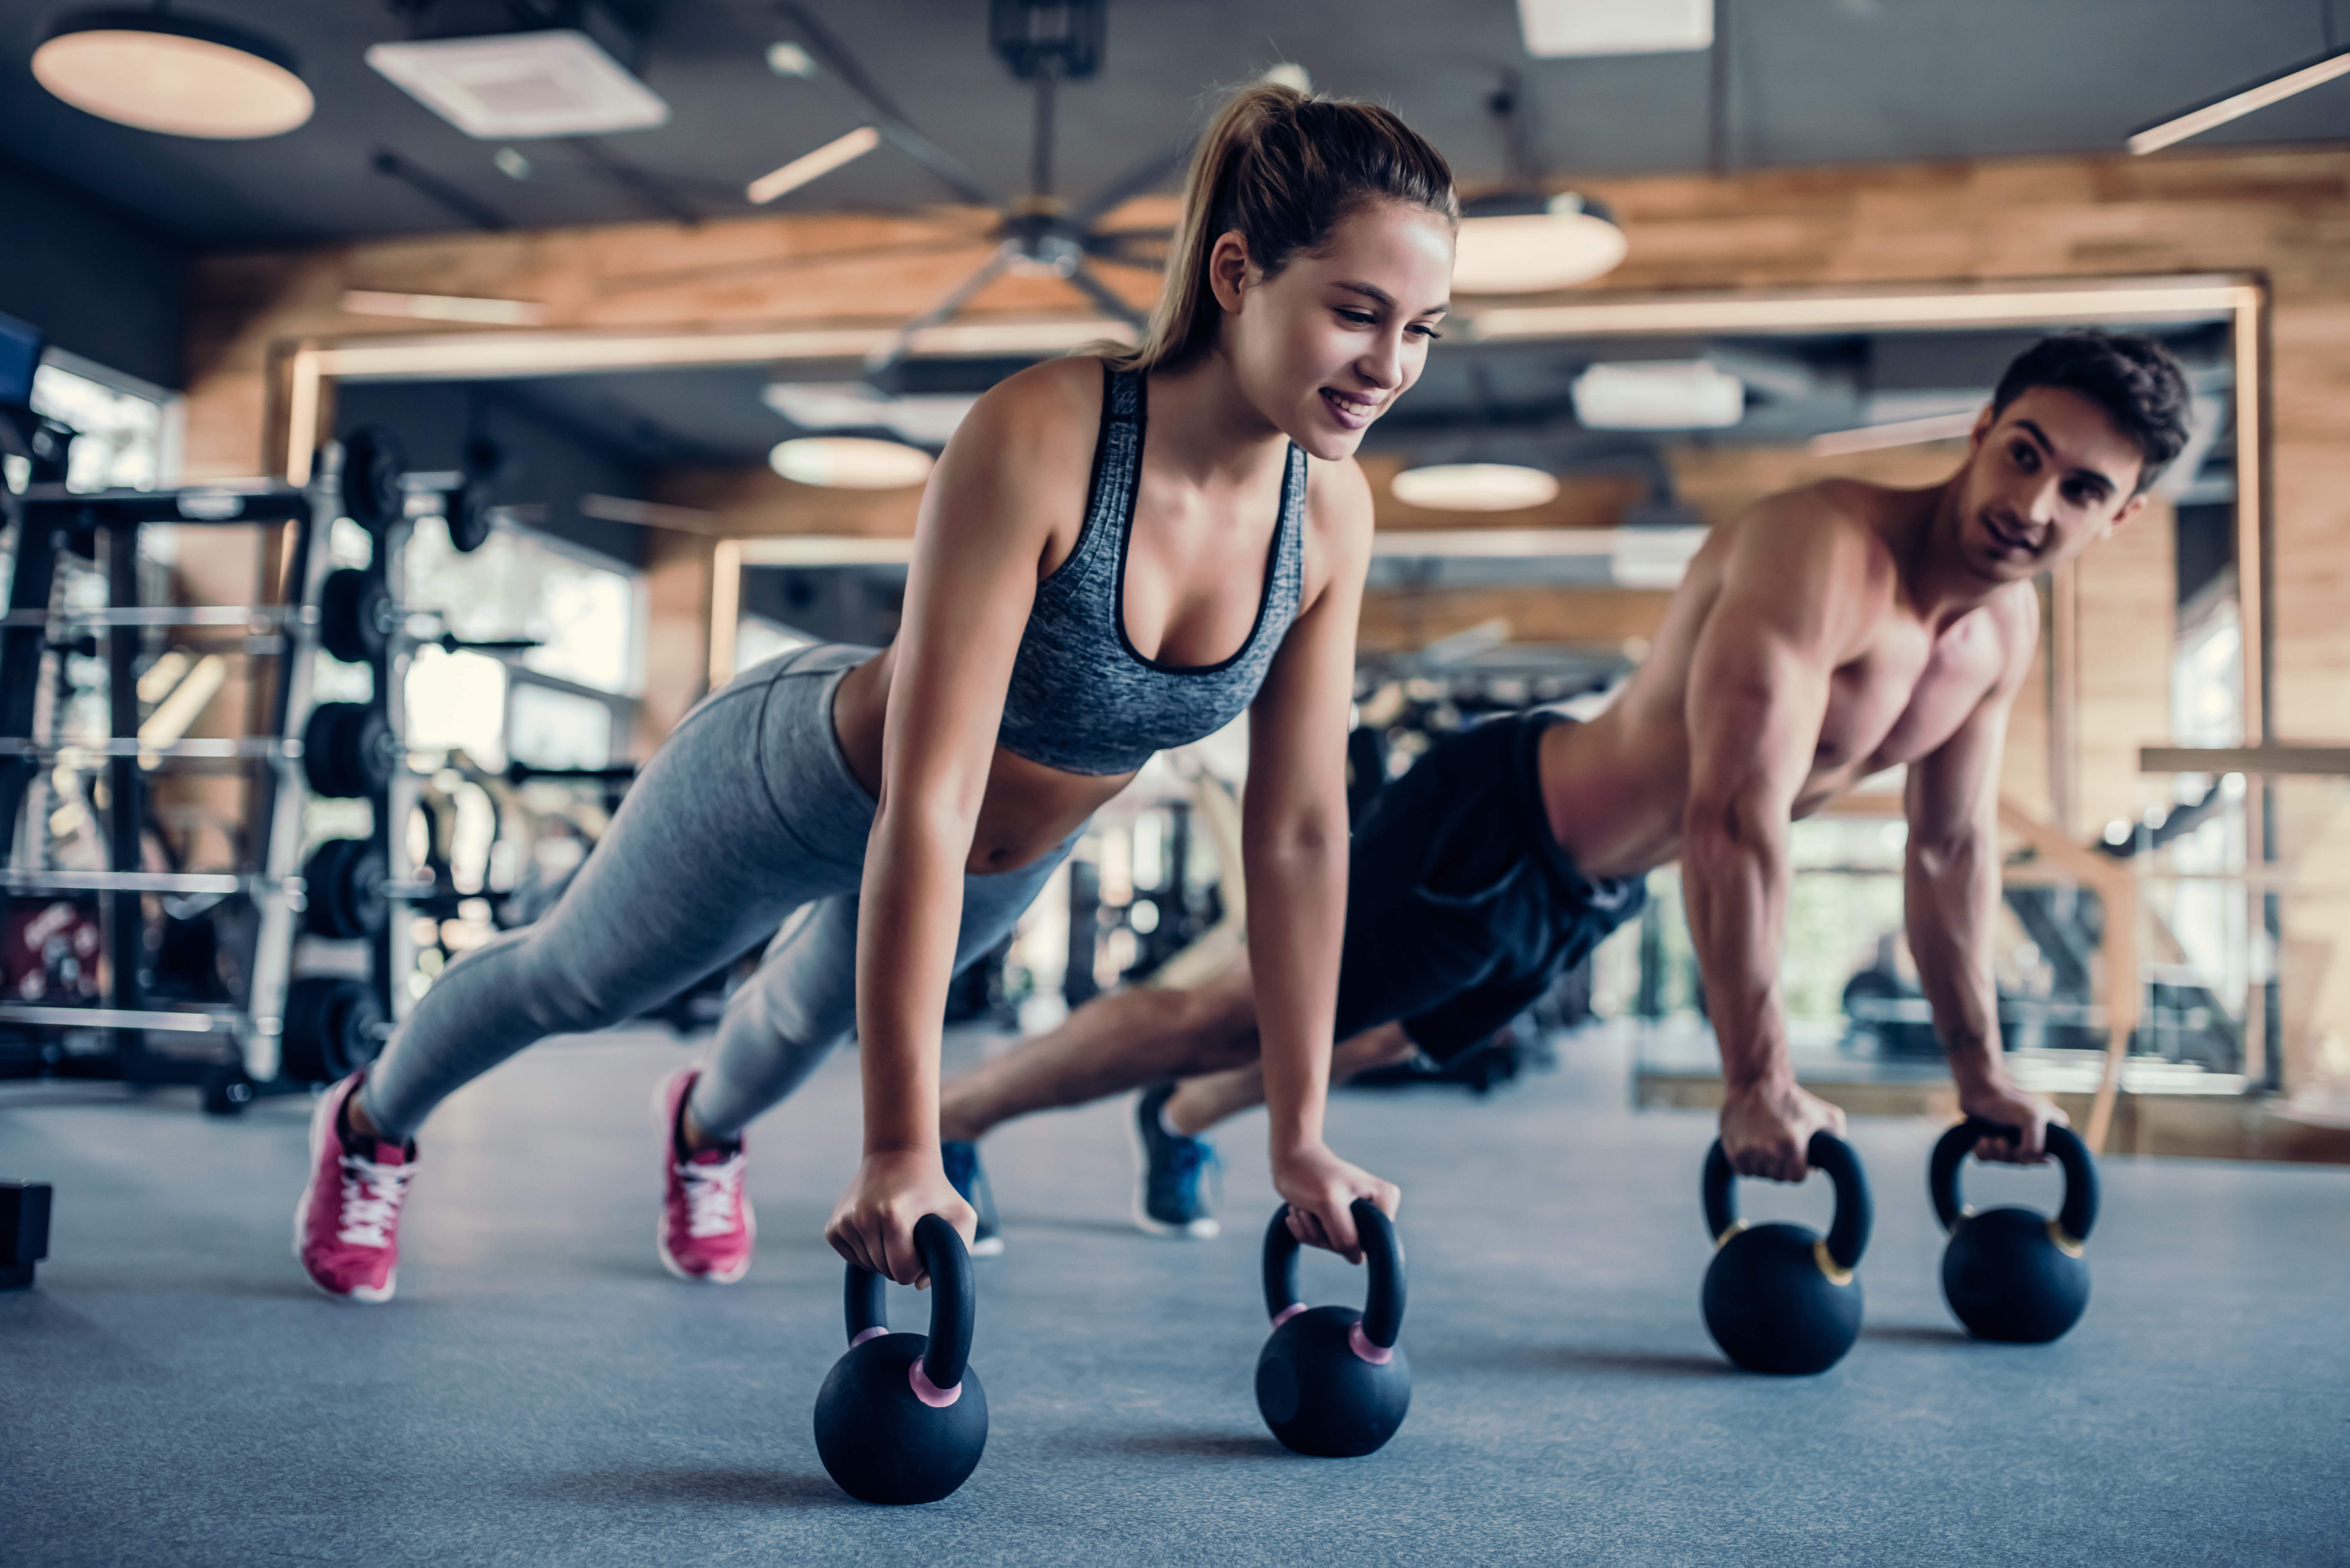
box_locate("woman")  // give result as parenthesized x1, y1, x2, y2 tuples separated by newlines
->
(296, 82, 1458, 1302)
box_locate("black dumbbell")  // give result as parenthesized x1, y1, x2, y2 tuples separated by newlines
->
(1700, 1131, 1873, 1375)
(339, 426, 405, 528)
(1931, 1118, 2100, 1343)
(319, 569, 392, 665)
(302, 703, 394, 800)
(279, 976, 387, 1084)
(301, 837, 388, 941)
(1255, 1198, 1410, 1457)
(813, 1215, 988, 1505)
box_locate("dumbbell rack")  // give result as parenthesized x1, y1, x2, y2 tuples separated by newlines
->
(0, 439, 420, 1111)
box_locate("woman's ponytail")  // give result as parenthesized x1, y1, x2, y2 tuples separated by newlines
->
(1101, 83, 1455, 375)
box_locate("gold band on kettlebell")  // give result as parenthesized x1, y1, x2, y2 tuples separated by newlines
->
(1713, 1219, 1749, 1249)
(1812, 1238, 1854, 1287)
(2046, 1218, 2085, 1259)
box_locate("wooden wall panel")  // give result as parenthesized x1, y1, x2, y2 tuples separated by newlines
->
(1355, 587, 1673, 653)
(2070, 498, 2176, 840)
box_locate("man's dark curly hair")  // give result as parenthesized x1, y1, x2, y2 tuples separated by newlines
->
(1990, 329, 2194, 495)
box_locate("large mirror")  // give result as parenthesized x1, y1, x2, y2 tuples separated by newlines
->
(302, 275, 2279, 1117)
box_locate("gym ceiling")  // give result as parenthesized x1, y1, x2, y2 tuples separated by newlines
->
(2, 0, 2345, 248)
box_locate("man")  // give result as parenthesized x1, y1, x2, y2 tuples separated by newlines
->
(936, 329, 2193, 1242)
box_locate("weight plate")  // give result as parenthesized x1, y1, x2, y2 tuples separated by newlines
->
(339, 426, 405, 528)
(278, 976, 338, 1084)
(325, 983, 387, 1080)
(303, 703, 393, 800)
(301, 838, 387, 940)
(319, 569, 390, 665)
(281, 976, 386, 1085)
(447, 479, 493, 553)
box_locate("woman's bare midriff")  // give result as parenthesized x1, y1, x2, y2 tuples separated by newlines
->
(832, 648, 1137, 875)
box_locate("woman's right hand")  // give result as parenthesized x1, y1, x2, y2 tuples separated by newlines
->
(826, 1148, 977, 1287)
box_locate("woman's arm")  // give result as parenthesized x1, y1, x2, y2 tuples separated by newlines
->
(1243, 458, 1394, 1263)
(827, 367, 1091, 1288)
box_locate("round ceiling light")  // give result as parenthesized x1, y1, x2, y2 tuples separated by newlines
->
(1391, 463, 1560, 513)
(1452, 193, 1627, 295)
(34, 9, 312, 139)
(770, 437, 936, 490)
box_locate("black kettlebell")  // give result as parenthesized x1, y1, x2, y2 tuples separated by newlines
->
(1931, 1118, 2099, 1343)
(1254, 1198, 1409, 1458)
(1700, 1131, 1873, 1375)
(812, 1214, 987, 1505)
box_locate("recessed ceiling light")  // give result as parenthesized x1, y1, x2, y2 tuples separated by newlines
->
(1516, 0, 1712, 58)
(770, 437, 935, 489)
(1391, 464, 1561, 513)
(33, 9, 312, 139)
(767, 41, 818, 79)
(1454, 192, 1628, 294)
(1571, 361, 1745, 430)
(366, 30, 667, 140)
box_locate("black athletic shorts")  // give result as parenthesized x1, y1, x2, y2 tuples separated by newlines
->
(1330, 712, 1647, 1062)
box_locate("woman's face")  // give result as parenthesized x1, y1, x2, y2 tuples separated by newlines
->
(1213, 200, 1455, 462)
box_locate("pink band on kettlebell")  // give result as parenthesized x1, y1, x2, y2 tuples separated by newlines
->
(908, 1359, 961, 1408)
(1348, 1321, 1393, 1366)
(1270, 1302, 1306, 1329)
(850, 1326, 888, 1348)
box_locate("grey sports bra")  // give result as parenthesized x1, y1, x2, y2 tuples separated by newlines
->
(996, 364, 1306, 777)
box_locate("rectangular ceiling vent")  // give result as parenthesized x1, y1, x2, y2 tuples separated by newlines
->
(367, 28, 668, 139)
(1517, 0, 1713, 58)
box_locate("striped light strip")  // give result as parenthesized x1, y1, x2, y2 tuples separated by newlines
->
(1808, 409, 1979, 457)
(2129, 49, 2350, 156)
(747, 125, 882, 205)
(342, 290, 547, 326)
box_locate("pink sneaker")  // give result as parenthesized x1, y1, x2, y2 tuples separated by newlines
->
(654, 1067, 754, 1284)
(294, 1072, 417, 1304)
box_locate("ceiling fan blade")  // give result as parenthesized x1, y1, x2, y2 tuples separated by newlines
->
(773, 0, 1003, 209)
(868, 249, 1017, 371)
(1070, 135, 1196, 225)
(1063, 261, 1148, 329)
(594, 231, 1000, 299)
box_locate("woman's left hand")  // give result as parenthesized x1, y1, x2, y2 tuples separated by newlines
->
(1272, 1141, 1400, 1264)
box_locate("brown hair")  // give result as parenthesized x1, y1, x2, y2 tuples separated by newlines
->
(1100, 83, 1457, 375)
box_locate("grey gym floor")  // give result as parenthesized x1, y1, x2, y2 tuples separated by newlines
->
(3, 1024, 2344, 1568)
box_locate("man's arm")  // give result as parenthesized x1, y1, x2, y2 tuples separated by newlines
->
(1682, 506, 1873, 1182)
(1902, 594, 2066, 1161)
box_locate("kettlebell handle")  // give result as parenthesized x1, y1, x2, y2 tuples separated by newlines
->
(1261, 1198, 1405, 1350)
(1928, 1118, 2099, 1244)
(840, 1213, 976, 1392)
(1700, 1130, 1873, 1272)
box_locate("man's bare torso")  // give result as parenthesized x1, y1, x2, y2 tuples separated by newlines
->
(1538, 476, 2037, 881)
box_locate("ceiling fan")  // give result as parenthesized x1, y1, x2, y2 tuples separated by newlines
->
(582, 0, 1191, 380)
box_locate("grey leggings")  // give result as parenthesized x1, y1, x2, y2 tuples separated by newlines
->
(359, 643, 1074, 1143)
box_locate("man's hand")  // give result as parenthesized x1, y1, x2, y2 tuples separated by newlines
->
(1720, 1077, 1847, 1182)
(1955, 1076, 2065, 1163)
(1272, 1141, 1399, 1264)
(826, 1147, 977, 1287)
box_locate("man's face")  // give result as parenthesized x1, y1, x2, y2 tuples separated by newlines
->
(1952, 385, 2150, 584)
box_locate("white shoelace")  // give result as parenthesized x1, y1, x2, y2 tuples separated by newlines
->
(677, 1154, 746, 1239)
(337, 1153, 414, 1248)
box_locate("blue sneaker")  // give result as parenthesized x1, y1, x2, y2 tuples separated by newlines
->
(1130, 1083, 1221, 1239)
(939, 1140, 1004, 1257)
